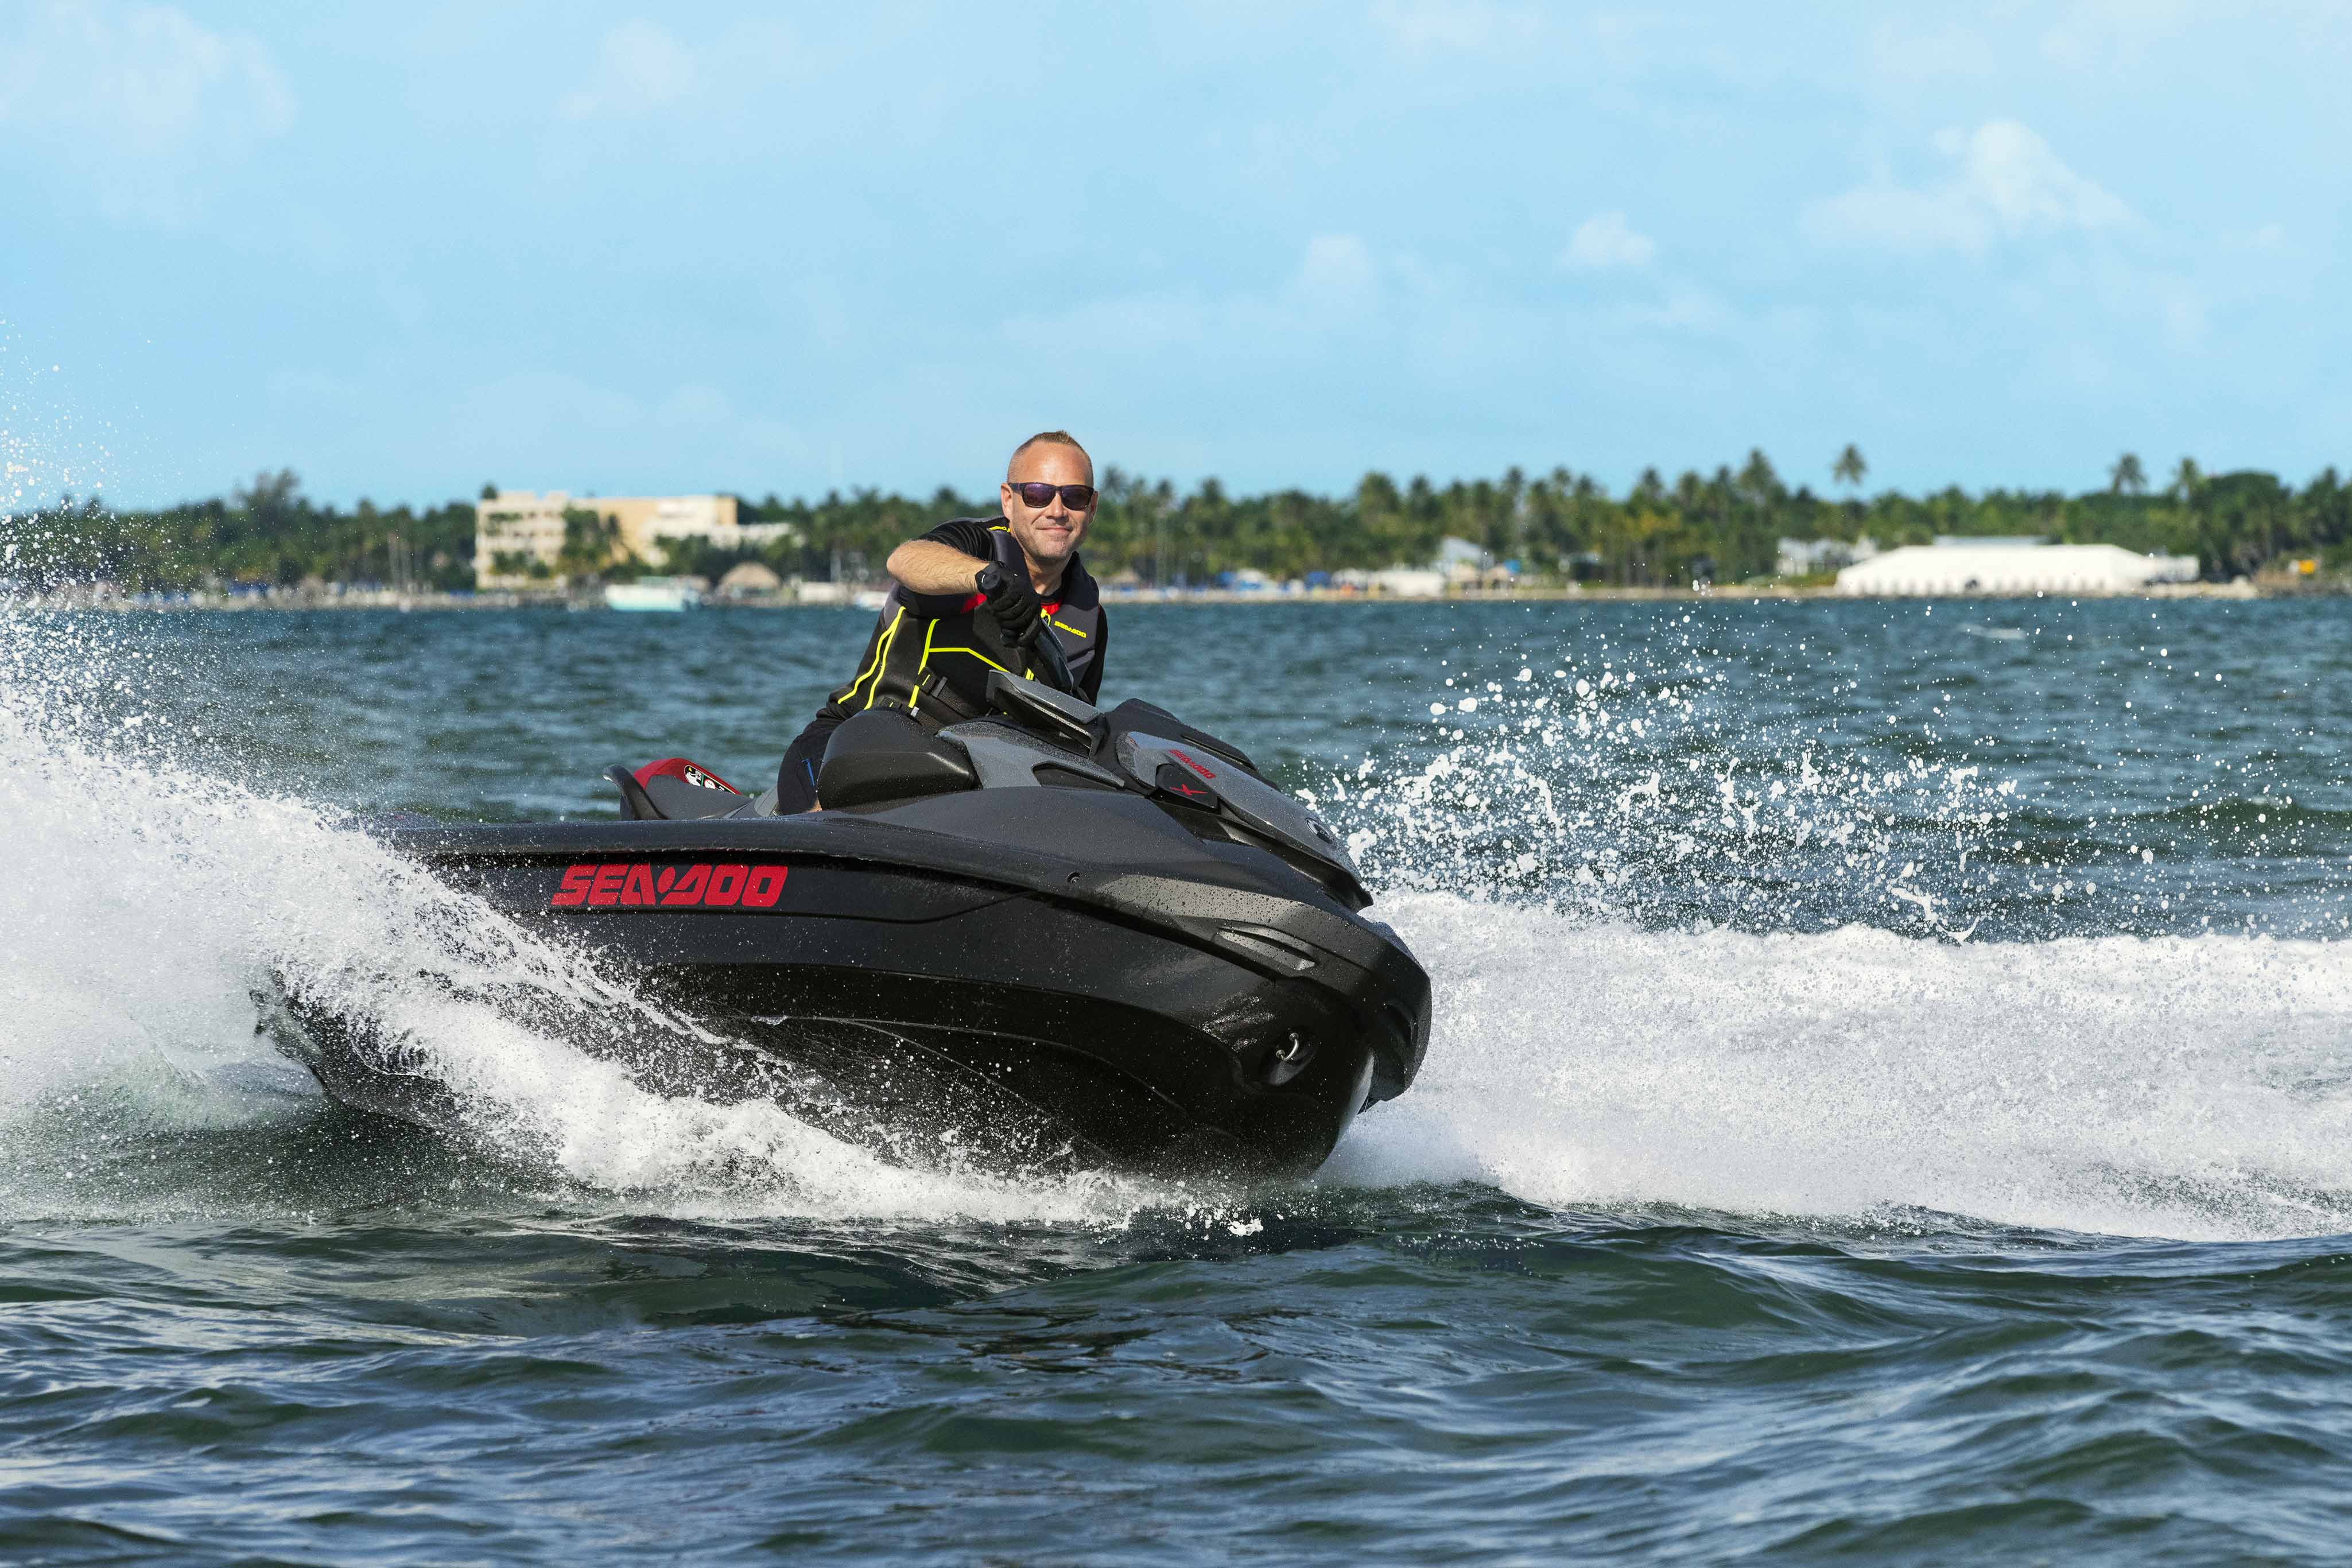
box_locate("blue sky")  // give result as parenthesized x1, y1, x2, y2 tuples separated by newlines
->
(3, 2, 2347, 509)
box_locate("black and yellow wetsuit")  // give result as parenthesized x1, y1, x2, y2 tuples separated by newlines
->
(775, 517, 1107, 810)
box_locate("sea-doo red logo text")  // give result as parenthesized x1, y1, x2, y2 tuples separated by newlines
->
(549, 862, 788, 909)
(1170, 748, 1217, 781)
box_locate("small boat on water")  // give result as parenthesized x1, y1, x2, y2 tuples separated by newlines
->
(604, 579, 703, 612)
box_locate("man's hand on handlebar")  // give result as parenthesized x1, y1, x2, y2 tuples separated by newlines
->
(975, 561, 1045, 645)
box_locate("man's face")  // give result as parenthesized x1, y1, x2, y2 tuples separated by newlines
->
(1000, 443, 1096, 575)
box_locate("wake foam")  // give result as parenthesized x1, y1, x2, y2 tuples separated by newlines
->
(0, 611, 1144, 1226)
(1337, 892, 2352, 1240)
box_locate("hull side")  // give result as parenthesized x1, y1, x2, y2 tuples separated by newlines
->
(274, 858, 1425, 1181)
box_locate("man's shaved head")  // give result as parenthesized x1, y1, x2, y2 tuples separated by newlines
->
(1008, 429, 1090, 479)
(999, 430, 1095, 582)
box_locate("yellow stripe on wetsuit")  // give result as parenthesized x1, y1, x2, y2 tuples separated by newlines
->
(849, 607, 905, 710)
(910, 619, 944, 717)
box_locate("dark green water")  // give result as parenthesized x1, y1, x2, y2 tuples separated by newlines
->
(5, 599, 2351, 1562)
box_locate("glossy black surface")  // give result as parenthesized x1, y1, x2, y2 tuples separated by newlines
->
(278, 697, 1429, 1181)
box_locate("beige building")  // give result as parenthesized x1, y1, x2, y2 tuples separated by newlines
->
(475, 491, 797, 585)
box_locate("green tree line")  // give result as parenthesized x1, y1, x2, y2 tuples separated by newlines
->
(8, 469, 478, 593)
(11, 451, 2351, 594)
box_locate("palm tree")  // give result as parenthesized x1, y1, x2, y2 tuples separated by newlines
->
(1832, 444, 1867, 490)
(2170, 457, 2202, 504)
(2109, 452, 2147, 496)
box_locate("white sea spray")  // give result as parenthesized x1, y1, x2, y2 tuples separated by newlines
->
(0, 608, 1152, 1226)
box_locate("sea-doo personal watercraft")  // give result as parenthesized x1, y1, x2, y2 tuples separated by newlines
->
(271, 661, 1430, 1181)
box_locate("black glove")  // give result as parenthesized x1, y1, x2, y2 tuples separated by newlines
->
(974, 561, 1044, 645)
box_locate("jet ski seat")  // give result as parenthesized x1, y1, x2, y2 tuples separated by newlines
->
(816, 709, 980, 810)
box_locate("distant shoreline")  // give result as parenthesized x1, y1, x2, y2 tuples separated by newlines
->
(14, 579, 2320, 614)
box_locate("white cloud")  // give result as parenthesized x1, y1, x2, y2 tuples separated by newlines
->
(1294, 234, 1378, 310)
(1804, 121, 2131, 255)
(561, 20, 697, 119)
(0, 0, 294, 221)
(1561, 211, 1656, 270)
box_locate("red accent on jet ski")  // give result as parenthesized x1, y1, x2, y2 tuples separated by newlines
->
(1170, 748, 1217, 781)
(632, 757, 742, 794)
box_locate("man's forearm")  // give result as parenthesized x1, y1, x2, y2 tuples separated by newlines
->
(886, 540, 987, 595)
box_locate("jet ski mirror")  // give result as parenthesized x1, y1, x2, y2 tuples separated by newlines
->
(984, 670, 1100, 752)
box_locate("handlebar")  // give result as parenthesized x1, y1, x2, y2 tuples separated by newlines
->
(1020, 614, 1080, 696)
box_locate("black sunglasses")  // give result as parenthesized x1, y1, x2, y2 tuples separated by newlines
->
(1008, 482, 1097, 510)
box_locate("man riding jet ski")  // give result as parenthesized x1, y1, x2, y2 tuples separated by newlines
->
(270, 442, 1429, 1181)
(775, 428, 1107, 812)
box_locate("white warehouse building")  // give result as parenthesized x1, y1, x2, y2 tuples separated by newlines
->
(1835, 540, 2199, 597)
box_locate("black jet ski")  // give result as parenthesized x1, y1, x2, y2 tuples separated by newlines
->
(270, 657, 1430, 1182)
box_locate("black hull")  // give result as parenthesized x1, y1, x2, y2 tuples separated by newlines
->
(277, 806, 1429, 1182)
